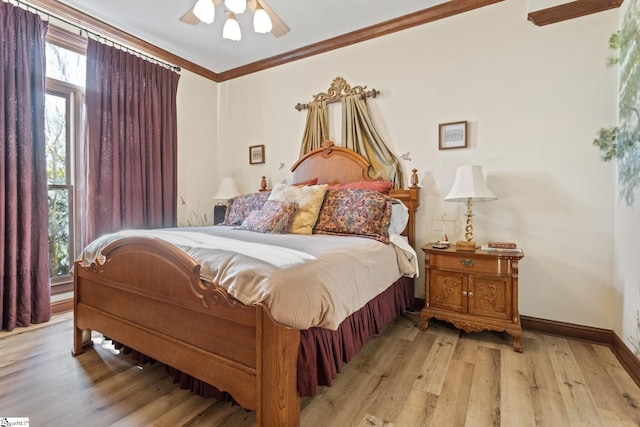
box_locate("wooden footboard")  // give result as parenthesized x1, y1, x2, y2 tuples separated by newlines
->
(72, 237, 300, 426)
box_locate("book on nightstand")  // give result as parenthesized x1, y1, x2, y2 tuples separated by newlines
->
(480, 244, 523, 254)
(487, 241, 517, 249)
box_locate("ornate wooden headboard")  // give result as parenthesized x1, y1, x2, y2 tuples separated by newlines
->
(291, 141, 370, 185)
(290, 141, 420, 247)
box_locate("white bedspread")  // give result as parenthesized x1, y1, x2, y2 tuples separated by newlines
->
(78, 226, 418, 330)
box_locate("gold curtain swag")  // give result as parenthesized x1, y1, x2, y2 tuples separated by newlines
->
(296, 77, 404, 189)
(341, 95, 404, 189)
(299, 100, 329, 157)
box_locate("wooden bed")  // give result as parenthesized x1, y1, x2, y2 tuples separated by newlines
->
(72, 141, 420, 426)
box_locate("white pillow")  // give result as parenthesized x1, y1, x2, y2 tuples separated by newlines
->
(268, 183, 328, 234)
(388, 199, 409, 235)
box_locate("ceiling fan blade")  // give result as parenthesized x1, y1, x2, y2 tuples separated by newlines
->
(249, 0, 290, 38)
(179, 7, 200, 25)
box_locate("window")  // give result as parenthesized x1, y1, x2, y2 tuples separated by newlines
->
(45, 91, 73, 279)
(45, 27, 86, 293)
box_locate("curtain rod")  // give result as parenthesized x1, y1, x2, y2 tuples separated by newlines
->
(294, 88, 380, 111)
(5, 0, 181, 73)
(294, 76, 380, 111)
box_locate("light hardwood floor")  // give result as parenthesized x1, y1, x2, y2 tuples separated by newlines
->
(1, 311, 639, 426)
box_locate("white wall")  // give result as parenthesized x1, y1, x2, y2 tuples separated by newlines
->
(176, 70, 219, 226)
(181, 1, 620, 329)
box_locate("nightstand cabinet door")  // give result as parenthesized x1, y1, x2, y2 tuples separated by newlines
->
(468, 274, 512, 321)
(430, 269, 467, 314)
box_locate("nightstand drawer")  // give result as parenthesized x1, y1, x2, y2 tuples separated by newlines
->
(429, 252, 509, 275)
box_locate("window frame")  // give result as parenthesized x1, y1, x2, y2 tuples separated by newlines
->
(45, 26, 87, 295)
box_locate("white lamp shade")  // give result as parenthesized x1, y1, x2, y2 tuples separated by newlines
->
(253, 7, 272, 33)
(213, 177, 240, 200)
(223, 13, 242, 41)
(444, 165, 496, 202)
(225, 0, 246, 14)
(193, 0, 215, 24)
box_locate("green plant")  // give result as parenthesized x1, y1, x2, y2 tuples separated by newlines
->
(593, 0, 640, 206)
(593, 126, 617, 161)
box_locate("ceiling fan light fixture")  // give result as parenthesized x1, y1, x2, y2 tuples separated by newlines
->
(224, 0, 246, 14)
(193, 0, 215, 24)
(253, 5, 272, 33)
(223, 13, 242, 41)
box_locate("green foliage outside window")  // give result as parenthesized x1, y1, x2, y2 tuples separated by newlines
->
(45, 94, 71, 277)
(47, 189, 70, 277)
(45, 41, 85, 280)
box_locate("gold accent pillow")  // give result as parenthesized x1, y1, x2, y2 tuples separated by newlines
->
(268, 183, 328, 235)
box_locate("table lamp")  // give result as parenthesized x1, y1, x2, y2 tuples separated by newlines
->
(444, 165, 496, 251)
(212, 177, 240, 225)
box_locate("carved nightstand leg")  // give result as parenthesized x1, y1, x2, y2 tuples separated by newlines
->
(512, 333, 523, 353)
(419, 310, 432, 331)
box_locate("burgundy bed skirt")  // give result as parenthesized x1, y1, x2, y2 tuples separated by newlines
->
(297, 275, 413, 396)
(111, 275, 414, 400)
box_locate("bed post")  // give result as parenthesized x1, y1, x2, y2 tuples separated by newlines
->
(389, 168, 421, 248)
(256, 305, 301, 427)
(71, 264, 94, 356)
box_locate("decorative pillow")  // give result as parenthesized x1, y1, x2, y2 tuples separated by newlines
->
(314, 189, 392, 243)
(292, 177, 318, 186)
(222, 192, 270, 225)
(388, 199, 409, 235)
(239, 200, 298, 234)
(327, 180, 393, 195)
(268, 183, 328, 235)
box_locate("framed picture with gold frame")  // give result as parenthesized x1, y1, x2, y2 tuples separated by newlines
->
(439, 121, 468, 150)
(249, 145, 265, 164)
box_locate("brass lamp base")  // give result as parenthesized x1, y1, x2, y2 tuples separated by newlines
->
(455, 240, 476, 251)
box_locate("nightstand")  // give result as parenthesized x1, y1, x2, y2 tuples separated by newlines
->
(420, 243, 525, 352)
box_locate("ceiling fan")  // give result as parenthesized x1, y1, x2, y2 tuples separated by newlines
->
(180, 0, 290, 39)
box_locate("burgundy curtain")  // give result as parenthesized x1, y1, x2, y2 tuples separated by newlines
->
(84, 39, 180, 244)
(0, 3, 50, 331)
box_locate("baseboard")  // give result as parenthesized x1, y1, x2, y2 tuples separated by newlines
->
(611, 331, 640, 388)
(520, 315, 612, 345)
(51, 298, 73, 315)
(413, 298, 640, 387)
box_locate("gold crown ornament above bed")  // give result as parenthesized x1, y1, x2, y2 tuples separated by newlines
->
(296, 77, 405, 189)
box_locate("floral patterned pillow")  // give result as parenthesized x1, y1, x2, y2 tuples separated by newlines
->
(239, 200, 298, 234)
(222, 192, 270, 225)
(314, 189, 392, 243)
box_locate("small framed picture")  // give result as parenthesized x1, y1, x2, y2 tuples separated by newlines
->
(439, 121, 468, 150)
(249, 145, 265, 164)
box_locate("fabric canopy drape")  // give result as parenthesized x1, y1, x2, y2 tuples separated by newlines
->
(341, 95, 404, 189)
(84, 39, 180, 244)
(299, 100, 329, 157)
(0, 2, 50, 331)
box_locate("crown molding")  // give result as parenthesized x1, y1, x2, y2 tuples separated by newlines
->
(20, 0, 623, 81)
(217, 0, 504, 81)
(19, 0, 218, 81)
(528, 0, 623, 26)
